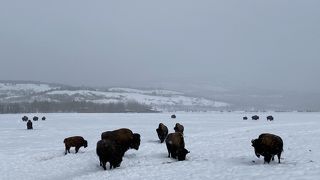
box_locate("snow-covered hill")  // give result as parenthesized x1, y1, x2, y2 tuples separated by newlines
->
(0, 81, 229, 112)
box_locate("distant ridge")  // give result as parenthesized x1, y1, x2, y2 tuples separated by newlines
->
(0, 80, 228, 113)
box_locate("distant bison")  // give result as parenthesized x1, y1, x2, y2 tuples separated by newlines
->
(166, 132, 189, 161)
(33, 116, 39, 121)
(101, 128, 141, 155)
(156, 123, 168, 143)
(251, 133, 283, 163)
(42, 116, 46, 121)
(96, 139, 123, 170)
(252, 115, 259, 120)
(63, 136, 88, 155)
(243, 116, 248, 120)
(174, 123, 184, 134)
(267, 116, 274, 121)
(27, 120, 33, 130)
(171, 114, 176, 119)
(22, 116, 28, 122)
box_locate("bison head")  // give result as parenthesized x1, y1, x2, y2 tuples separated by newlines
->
(177, 148, 190, 161)
(251, 139, 261, 158)
(131, 133, 141, 150)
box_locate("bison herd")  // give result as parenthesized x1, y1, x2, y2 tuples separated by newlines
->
(22, 115, 46, 130)
(243, 115, 274, 121)
(22, 113, 284, 172)
(62, 122, 189, 171)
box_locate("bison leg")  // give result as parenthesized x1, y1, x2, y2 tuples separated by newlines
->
(102, 161, 107, 170)
(75, 146, 80, 153)
(166, 145, 171, 157)
(264, 154, 272, 164)
(65, 146, 70, 155)
(277, 152, 282, 163)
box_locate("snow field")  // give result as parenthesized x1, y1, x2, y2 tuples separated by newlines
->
(0, 112, 320, 180)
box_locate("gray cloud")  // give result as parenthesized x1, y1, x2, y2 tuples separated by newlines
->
(0, 0, 319, 92)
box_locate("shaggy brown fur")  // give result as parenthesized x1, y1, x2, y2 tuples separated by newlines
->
(63, 136, 88, 155)
(251, 133, 283, 163)
(174, 123, 184, 134)
(101, 128, 141, 155)
(156, 123, 168, 143)
(96, 139, 123, 170)
(165, 132, 189, 161)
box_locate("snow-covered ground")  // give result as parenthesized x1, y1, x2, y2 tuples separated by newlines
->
(1, 112, 319, 180)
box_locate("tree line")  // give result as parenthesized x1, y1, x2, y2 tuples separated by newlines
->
(0, 101, 155, 113)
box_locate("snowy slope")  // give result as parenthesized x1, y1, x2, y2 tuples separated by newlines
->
(0, 82, 229, 111)
(1, 112, 319, 180)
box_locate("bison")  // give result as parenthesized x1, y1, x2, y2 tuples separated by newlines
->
(63, 136, 88, 155)
(33, 116, 39, 121)
(174, 123, 184, 134)
(22, 116, 28, 122)
(251, 133, 283, 164)
(267, 116, 274, 121)
(96, 139, 123, 170)
(243, 116, 248, 120)
(156, 123, 168, 143)
(101, 128, 141, 155)
(42, 116, 46, 121)
(252, 115, 259, 120)
(27, 120, 33, 130)
(171, 114, 176, 119)
(165, 132, 189, 161)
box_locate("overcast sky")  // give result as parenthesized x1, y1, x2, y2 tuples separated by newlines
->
(0, 0, 319, 93)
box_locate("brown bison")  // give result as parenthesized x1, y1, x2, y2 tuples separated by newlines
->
(63, 136, 88, 155)
(156, 123, 168, 143)
(27, 120, 33, 130)
(42, 116, 46, 121)
(33, 116, 39, 121)
(243, 116, 248, 120)
(251, 133, 283, 163)
(267, 116, 274, 121)
(101, 128, 141, 155)
(252, 115, 259, 120)
(171, 114, 176, 119)
(96, 139, 123, 170)
(22, 116, 28, 121)
(165, 132, 189, 161)
(174, 123, 184, 134)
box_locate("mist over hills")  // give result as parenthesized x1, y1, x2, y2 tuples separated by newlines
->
(0, 80, 319, 113)
(0, 80, 228, 113)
